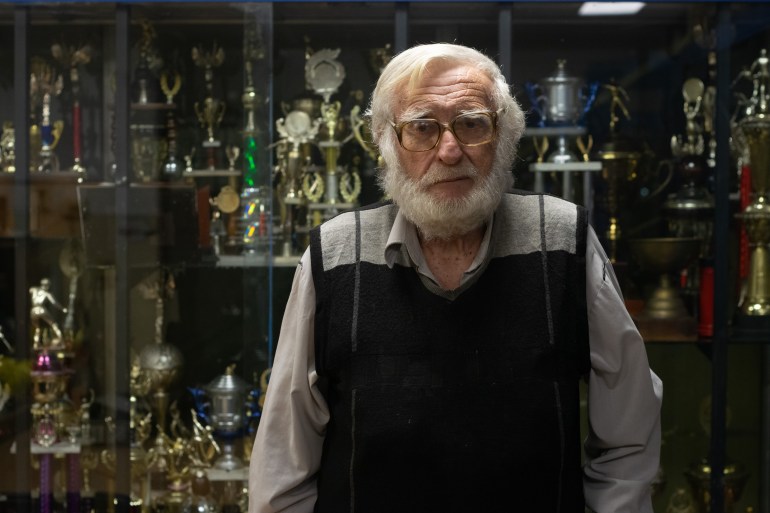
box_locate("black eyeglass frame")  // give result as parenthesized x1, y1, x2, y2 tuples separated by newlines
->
(390, 109, 502, 152)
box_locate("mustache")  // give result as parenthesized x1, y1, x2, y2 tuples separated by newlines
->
(418, 164, 480, 187)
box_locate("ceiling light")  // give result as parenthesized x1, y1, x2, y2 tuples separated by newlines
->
(578, 2, 645, 16)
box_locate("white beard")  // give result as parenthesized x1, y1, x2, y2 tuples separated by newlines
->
(379, 158, 513, 241)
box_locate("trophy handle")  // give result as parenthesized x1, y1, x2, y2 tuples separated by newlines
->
(187, 386, 212, 425)
(581, 82, 600, 121)
(50, 120, 65, 150)
(524, 82, 547, 125)
(645, 158, 675, 201)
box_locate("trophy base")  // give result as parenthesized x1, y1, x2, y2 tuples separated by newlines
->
(732, 314, 770, 341)
(633, 313, 698, 342)
(213, 454, 245, 471)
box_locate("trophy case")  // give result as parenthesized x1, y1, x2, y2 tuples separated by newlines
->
(0, 3, 769, 513)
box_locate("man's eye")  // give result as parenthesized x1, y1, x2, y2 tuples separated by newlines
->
(458, 116, 488, 130)
(409, 120, 434, 133)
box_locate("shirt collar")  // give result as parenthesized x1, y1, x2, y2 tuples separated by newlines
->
(384, 208, 495, 279)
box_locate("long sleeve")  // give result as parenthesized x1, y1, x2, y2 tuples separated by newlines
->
(583, 227, 663, 513)
(249, 249, 327, 513)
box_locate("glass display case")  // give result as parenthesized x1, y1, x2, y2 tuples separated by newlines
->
(0, 3, 768, 513)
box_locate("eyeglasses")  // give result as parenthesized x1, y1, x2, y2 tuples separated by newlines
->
(390, 110, 500, 152)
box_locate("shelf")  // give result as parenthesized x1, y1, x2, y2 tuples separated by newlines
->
(216, 253, 301, 268)
(529, 162, 602, 173)
(524, 126, 588, 138)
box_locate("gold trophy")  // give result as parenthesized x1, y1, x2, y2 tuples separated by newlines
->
(195, 96, 226, 145)
(684, 397, 749, 513)
(595, 81, 641, 264)
(193, 43, 226, 170)
(275, 110, 320, 255)
(733, 49, 770, 319)
(628, 237, 701, 341)
(136, 270, 183, 491)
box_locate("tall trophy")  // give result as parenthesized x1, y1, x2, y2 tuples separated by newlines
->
(595, 81, 641, 265)
(193, 43, 226, 170)
(525, 59, 599, 201)
(30, 57, 64, 173)
(733, 49, 770, 323)
(304, 48, 361, 224)
(136, 270, 183, 491)
(664, 78, 715, 336)
(130, 20, 169, 183)
(239, 41, 273, 256)
(665, 78, 714, 256)
(275, 109, 320, 255)
(51, 42, 92, 180)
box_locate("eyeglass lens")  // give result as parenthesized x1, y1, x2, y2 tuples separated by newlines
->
(400, 112, 495, 151)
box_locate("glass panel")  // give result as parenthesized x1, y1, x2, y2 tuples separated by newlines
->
(0, 4, 768, 513)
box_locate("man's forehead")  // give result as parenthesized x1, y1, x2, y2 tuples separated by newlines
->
(397, 65, 494, 116)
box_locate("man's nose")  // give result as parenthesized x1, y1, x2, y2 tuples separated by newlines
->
(435, 127, 463, 164)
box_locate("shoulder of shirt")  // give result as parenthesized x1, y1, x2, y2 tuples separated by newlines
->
(317, 200, 397, 234)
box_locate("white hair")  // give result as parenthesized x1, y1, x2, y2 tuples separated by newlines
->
(367, 43, 526, 179)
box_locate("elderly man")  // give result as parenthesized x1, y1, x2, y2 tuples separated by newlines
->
(250, 43, 661, 513)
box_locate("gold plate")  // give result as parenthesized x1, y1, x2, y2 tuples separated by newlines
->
(215, 185, 240, 214)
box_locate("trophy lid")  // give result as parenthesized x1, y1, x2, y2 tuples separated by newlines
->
(542, 59, 581, 86)
(205, 365, 249, 395)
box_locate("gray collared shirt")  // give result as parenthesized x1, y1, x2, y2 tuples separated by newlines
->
(249, 209, 663, 513)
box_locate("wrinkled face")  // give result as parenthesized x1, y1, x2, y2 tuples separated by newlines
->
(379, 62, 512, 241)
(393, 63, 497, 201)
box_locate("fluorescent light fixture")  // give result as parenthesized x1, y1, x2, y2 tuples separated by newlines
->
(578, 2, 645, 16)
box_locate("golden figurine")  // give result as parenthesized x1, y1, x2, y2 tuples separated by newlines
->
(30, 278, 67, 350)
(604, 81, 631, 134)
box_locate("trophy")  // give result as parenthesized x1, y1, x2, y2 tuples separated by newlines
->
(137, 271, 183, 477)
(134, 20, 163, 105)
(30, 278, 67, 351)
(275, 109, 321, 254)
(160, 71, 183, 180)
(525, 59, 599, 127)
(189, 365, 260, 471)
(665, 78, 714, 257)
(595, 81, 641, 264)
(30, 57, 64, 173)
(132, 126, 168, 182)
(629, 237, 701, 341)
(304, 48, 361, 222)
(684, 397, 749, 513)
(51, 42, 92, 179)
(193, 43, 226, 169)
(731, 50, 770, 319)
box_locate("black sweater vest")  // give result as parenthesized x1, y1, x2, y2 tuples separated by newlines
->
(309, 192, 590, 513)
